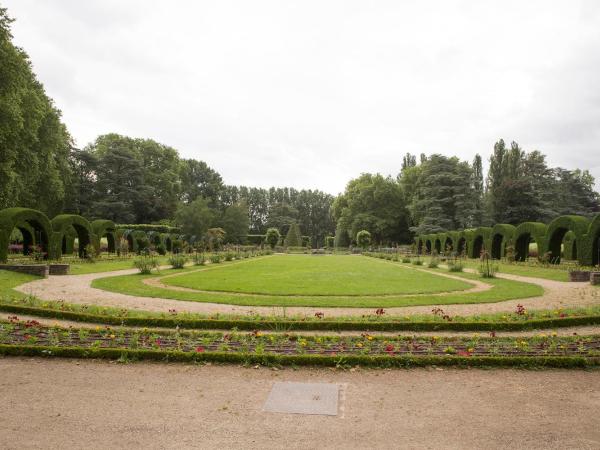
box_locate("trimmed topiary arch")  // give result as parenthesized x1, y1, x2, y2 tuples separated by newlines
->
(442, 232, 454, 255)
(545, 215, 590, 264)
(433, 235, 442, 254)
(415, 236, 424, 254)
(489, 224, 516, 260)
(12, 221, 36, 254)
(562, 231, 577, 261)
(91, 220, 117, 254)
(423, 235, 433, 254)
(146, 231, 163, 247)
(456, 230, 471, 256)
(513, 222, 547, 262)
(131, 230, 149, 253)
(0, 208, 53, 262)
(468, 227, 492, 259)
(119, 229, 138, 253)
(583, 214, 600, 266)
(50, 214, 95, 259)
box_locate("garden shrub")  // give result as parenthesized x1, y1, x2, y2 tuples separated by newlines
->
(284, 222, 302, 247)
(356, 230, 371, 249)
(224, 251, 234, 261)
(192, 253, 206, 265)
(156, 243, 166, 255)
(265, 228, 280, 249)
(134, 255, 160, 274)
(478, 251, 497, 278)
(168, 254, 187, 269)
(210, 254, 222, 264)
(428, 256, 439, 268)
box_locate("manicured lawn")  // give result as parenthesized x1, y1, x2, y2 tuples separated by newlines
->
(163, 255, 470, 296)
(68, 257, 170, 275)
(450, 259, 570, 282)
(0, 270, 39, 299)
(92, 256, 543, 308)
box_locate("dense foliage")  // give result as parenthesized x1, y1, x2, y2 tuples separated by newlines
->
(1, 6, 598, 248)
(0, 8, 72, 216)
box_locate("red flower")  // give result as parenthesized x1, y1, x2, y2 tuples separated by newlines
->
(457, 350, 472, 357)
(385, 344, 394, 353)
(196, 346, 205, 353)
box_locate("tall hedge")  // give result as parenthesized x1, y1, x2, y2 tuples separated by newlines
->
(415, 213, 600, 266)
(489, 224, 516, 259)
(468, 227, 492, 258)
(116, 224, 180, 234)
(582, 215, 600, 266)
(513, 222, 548, 261)
(0, 207, 53, 261)
(50, 214, 95, 259)
(91, 219, 117, 253)
(545, 215, 590, 263)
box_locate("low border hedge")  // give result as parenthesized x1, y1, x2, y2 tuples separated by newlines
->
(0, 344, 596, 368)
(2, 302, 600, 332)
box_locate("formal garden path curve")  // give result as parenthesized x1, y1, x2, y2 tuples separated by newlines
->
(15, 265, 600, 318)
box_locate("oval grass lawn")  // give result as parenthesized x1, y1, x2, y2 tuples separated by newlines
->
(162, 254, 471, 296)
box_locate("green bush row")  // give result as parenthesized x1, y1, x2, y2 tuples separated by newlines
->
(2, 302, 599, 332)
(0, 344, 596, 369)
(417, 213, 600, 265)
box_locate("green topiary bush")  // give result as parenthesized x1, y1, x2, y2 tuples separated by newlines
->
(134, 255, 160, 274)
(168, 254, 187, 269)
(265, 228, 280, 249)
(284, 222, 302, 247)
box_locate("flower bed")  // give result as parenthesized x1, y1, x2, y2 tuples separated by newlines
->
(0, 318, 598, 368)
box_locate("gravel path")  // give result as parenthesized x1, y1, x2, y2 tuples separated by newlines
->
(15, 266, 600, 318)
(1, 358, 599, 449)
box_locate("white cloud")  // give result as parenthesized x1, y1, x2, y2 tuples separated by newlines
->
(4, 0, 600, 193)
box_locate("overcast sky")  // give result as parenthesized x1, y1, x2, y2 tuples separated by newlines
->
(4, 0, 600, 194)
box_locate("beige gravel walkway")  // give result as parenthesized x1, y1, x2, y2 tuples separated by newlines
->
(15, 267, 600, 318)
(1, 358, 599, 449)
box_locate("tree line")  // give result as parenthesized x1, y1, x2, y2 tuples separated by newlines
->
(1, 6, 598, 248)
(332, 143, 598, 246)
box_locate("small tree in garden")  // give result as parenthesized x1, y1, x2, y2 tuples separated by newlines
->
(356, 230, 371, 249)
(265, 228, 280, 249)
(284, 222, 302, 247)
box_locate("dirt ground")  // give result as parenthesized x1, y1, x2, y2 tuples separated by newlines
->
(1, 358, 599, 449)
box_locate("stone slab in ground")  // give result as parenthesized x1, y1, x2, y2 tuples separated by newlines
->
(263, 381, 339, 416)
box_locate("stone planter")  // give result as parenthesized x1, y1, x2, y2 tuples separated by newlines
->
(590, 272, 600, 286)
(569, 270, 591, 282)
(0, 264, 49, 278)
(49, 264, 70, 275)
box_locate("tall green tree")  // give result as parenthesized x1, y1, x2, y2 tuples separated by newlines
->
(174, 197, 215, 238)
(334, 173, 409, 245)
(472, 154, 484, 226)
(179, 159, 223, 206)
(408, 154, 476, 234)
(0, 7, 73, 215)
(218, 202, 249, 243)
